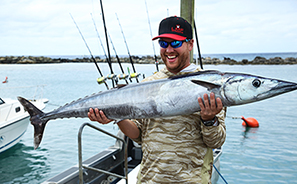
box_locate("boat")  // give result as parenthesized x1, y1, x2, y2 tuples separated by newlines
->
(0, 97, 48, 153)
(43, 122, 222, 184)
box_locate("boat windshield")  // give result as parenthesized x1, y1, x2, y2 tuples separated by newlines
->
(0, 98, 5, 105)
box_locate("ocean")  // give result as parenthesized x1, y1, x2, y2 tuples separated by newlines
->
(1, 53, 297, 183)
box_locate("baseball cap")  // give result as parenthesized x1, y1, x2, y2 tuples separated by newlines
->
(152, 16, 193, 41)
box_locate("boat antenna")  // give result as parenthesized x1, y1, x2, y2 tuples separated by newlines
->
(99, 0, 117, 88)
(69, 13, 109, 90)
(115, 13, 140, 83)
(193, 20, 203, 69)
(108, 33, 129, 84)
(144, 0, 159, 72)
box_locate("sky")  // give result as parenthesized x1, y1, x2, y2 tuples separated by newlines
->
(0, 0, 296, 57)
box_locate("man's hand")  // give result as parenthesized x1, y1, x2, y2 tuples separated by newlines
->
(198, 92, 223, 121)
(88, 108, 140, 139)
(88, 108, 113, 124)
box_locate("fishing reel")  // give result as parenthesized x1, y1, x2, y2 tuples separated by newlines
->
(117, 73, 129, 80)
(130, 73, 141, 79)
(97, 76, 107, 85)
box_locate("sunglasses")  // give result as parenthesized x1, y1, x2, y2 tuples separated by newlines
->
(158, 39, 190, 49)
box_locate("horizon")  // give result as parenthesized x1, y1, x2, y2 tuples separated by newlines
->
(1, 51, 297, 57)
(1, 51, 297, 62)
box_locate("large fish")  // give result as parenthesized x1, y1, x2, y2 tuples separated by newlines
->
(18, 70, 297, 149)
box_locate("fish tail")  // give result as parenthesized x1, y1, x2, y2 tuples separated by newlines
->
(17, 96, 48, 149)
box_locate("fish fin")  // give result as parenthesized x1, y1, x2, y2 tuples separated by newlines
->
(116, 84, 128, 89)
(191, 80, 221, 90)
(18, 97, 48, 149)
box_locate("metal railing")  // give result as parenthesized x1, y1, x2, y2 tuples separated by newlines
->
(78, 122, 128, 184)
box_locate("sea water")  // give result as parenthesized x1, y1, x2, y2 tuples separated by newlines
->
(0, 62, 297, 184)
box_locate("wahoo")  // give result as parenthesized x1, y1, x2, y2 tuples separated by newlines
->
(18, 70, 297, 149)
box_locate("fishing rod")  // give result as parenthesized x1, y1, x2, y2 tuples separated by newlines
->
(90, 13, 118, 85)
(91, 13, 108, 60)
(108, 33, 129, 84)
(144, 0, 159, 72)
(92, 13, 128, 84)
(193, 20, 203, 69)
(115, 13, 140, 83)
(99, 0, 116, 88)
(69, 13, 109, 90)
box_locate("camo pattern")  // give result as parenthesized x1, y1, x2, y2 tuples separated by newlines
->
(132, 67, 226, 184)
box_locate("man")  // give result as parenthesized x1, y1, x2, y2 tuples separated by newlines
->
(88, 16, 226, 183)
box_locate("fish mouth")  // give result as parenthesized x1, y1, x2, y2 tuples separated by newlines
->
(257, 81, 297, 99)
(236, 80, 297, 102)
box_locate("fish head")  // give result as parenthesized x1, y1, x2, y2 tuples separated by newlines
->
(223, 74, 297, 106)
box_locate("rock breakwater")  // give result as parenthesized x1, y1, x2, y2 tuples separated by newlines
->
(0, 55, 297, 65)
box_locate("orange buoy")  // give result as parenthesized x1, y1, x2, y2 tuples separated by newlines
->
(2, 76, 8, 83)
(241, 116, 259, 127)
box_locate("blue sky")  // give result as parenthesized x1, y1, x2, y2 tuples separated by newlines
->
(0, 0, 296, 56)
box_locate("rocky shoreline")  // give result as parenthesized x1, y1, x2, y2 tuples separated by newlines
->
(1, 55, 297, 65)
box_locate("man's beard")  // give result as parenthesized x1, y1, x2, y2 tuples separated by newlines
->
(162, 51, 189, 74)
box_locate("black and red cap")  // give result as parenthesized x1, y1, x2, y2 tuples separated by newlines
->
(152, 16, 192, 41)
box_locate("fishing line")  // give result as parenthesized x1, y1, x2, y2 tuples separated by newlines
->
(99, 0, 116, 88)
(69, 13, 109, 90)
(226, 116, 242, 119)
(213, 164, 229, 184)
(115, 13, 140, 83)
(144, 0, 159, 72)
(47, 102, 60, 107)
(193, 20, 203, 69)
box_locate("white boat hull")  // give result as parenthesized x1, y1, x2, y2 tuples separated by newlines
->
(0, 116, 29, 152)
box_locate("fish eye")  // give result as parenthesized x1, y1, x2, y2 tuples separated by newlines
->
(252, 79, 261, 88)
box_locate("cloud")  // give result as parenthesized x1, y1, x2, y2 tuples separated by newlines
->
(0, 0, 296, 56)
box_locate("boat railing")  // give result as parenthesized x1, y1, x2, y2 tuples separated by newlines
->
(78, 122, 128, 184)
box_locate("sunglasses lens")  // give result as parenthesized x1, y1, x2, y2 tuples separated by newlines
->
(170, 40, 183, 48)
(159, 40, 185, 48)
(159, 40, 168, 48)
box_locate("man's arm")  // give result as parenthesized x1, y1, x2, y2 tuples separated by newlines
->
(88, 108, 140, 139)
